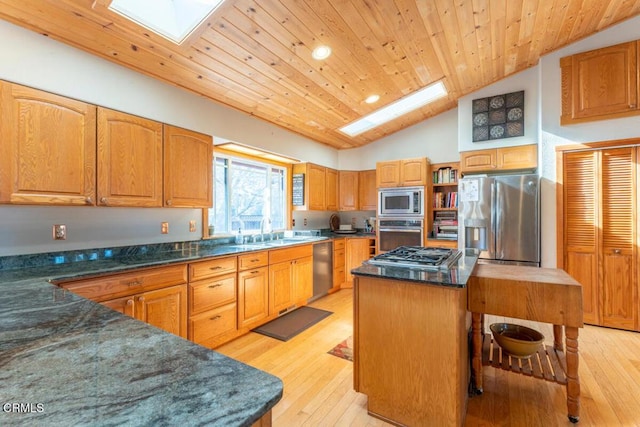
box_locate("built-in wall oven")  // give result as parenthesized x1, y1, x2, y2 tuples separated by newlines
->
(377, 217, 424, 253)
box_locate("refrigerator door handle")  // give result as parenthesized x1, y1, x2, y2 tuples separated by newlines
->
(495, 181, 502, 258)
(489, 181, 496, 259)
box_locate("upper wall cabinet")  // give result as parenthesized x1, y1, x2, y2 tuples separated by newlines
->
(561, 41, 639, 124)
(326, 168, 338, 211)
(163, 125, 213, 208)
(460, 144, 537, 175)
(0, 80, 96, 205)
(376, 158, 428, 188)
(358, 169, 377, 211)
(339, 171, 359, 211)
(292, 163, 339, 211)
(97, 108, 163, 207)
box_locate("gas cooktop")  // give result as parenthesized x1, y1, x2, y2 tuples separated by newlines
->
(367, 246, 462, 270)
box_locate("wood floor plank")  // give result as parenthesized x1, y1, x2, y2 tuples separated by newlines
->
(215, 289, 640, 426)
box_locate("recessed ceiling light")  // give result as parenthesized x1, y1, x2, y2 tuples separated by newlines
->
(339, 81, 448, 137)
(365, 95, 380, 104)
(312, 45, 332, 60)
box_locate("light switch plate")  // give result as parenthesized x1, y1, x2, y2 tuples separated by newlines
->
(161, 222, 169, 234)
(189, 220, 196, 232)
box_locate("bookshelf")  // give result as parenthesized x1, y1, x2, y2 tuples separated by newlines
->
(427, 162, 459, 248)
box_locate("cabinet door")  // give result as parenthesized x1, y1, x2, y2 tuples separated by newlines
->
(0, 81, 96, 205)
(339, 171, 359, 211)
(568, 41, 637, 121)
(400, 158, 427, 186)
(600, 147, 637, 330)
(97, 108, 163, 207)
(135, 284, 188, 338)
(101, 296, 135, 317)
(293, 256, 313, 303)
(307, 164, 326, 210)
(346, 238, 372, 284)
(269, 261, 294, 314)
(563, 151, 599, 325)
(358, 169, 377, 210)
(238, 266, 269, 328)
(496, 145, 537, 171)
(460, 150, 496, 174)
(376, 161, 400, 187)
(326, 168, 338, 211)
(163, 124, 212, 208)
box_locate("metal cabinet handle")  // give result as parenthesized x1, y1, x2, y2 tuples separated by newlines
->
(85, 196, 93, 204)
(251, 258, 259, 262)
(613, 248, 621, 255)
(208, 283, 222, 288)
(209, 266, 222, 270)
(126, 279, 143, 286)
(250, 270, 259, 274)
(210, 315, 221, 321)
(138, 296, 145, 302)
(126, 299, 134, 306)
(100, 197, 107, 205)
(166, 199, 173, 206)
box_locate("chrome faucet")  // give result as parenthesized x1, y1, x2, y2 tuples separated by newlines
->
(259, 217, 272, 242)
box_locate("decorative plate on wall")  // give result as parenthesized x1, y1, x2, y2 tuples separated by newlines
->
(472, 90, 524, 142)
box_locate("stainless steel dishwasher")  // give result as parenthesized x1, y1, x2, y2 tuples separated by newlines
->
(311, 240, 333, 302)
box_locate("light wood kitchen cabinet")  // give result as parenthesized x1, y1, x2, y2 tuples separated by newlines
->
(268, 244, 313, 314)
(460, 144, 537, 175)
(358, 169, 377, 210)
(237, 251, 269, 328)
(58, 264, 189, 338)
(163, 124, 213, 208)
(345, 237, 376, 286)
(97, 107, 163, 207)
(332, 238, 346, 291)
(561, 41, 639, 124)
(376, 158, 428, 187)
(560, 145, 638, 331)
(326, 168, 338, 211)
(0, 80, 96, 205)
(427, 162, 459, 248)
(339, 171, 359, 211)
(187, 256, 238, 346)
(292, 163, 326, 210)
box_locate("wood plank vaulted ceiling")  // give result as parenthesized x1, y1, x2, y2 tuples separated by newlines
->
(1, 0, 640, 150)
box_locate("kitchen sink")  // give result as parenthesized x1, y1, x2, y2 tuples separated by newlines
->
(231, 237, 323, 250)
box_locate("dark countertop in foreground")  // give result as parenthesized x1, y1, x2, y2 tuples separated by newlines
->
(1, 238, 356, 426)
(351, 250, 479, 288)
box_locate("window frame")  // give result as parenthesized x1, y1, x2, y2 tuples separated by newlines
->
(202, 147, 292, 238)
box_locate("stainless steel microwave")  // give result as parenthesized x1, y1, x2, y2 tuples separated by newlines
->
(378, 187, 424, 217)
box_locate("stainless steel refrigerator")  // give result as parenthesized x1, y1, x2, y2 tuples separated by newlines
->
(458, 173, 540, 266)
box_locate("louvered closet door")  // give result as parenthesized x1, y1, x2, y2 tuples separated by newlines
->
(600, 148, 637, 331)
(563, 151, 599, 325)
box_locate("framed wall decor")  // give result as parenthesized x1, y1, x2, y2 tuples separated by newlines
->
(472, 90, 524, 142)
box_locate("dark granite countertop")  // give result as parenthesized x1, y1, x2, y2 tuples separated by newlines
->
(351, 251, 479, 288)
(1, 237, 350, 426)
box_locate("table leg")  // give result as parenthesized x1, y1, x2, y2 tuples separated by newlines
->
(471, 312, 483, 394)
(553, 324, 564, 351)
(565, 326, 580, 423)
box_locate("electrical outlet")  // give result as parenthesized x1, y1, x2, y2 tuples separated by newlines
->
(304, 218, 307, 226)
(53, 224, 66, 240)
(189, 220, 196, 232)
(292, 219, 296, 226)
(161, 222, 169, 234)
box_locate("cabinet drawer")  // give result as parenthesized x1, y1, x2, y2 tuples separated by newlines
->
(189, 303, 237, 344)
(334, 239, 345, 250)
(334, 248, 345, 267)
(59, 264, 187, 302)
(238, 251, 268, 270)
(189, 256, 237, 281)
(189, 273, 236, 315)
(269, 244, 313, 264)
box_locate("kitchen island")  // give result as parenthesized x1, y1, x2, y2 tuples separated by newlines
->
(351, 251, 478, 427)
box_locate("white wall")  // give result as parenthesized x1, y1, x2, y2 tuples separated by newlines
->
(0, 19, 338, 255)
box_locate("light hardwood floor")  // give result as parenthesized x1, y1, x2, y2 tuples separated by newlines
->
(216, 289, 640, 426)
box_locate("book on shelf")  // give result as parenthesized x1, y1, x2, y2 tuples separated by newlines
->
(433, 167, 459, 184)
(433, 191, 458, 208)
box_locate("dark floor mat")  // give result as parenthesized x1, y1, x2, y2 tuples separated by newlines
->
(252, 306, 332, 341)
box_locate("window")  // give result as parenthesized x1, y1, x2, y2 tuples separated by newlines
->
(210, 155, 287, 235)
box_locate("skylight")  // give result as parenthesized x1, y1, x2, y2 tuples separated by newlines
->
(109, 0, 225, 44)
(339, 81, 448, 137)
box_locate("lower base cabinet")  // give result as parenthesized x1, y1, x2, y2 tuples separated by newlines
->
(238, 253, 269, 329)
(189, 303, 237, 345)
(268, 245, 313, 314)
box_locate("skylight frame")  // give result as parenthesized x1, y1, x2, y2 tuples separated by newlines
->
(109, 0, 225, 45)
(339, 81, 448, 137)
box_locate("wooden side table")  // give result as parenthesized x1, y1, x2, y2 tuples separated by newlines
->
(468, 264, 584, 423)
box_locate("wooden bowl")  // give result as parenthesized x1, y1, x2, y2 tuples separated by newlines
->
(490, 323, 544, 359)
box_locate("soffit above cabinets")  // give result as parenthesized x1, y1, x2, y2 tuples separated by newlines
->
(1, 0, 639, 149)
